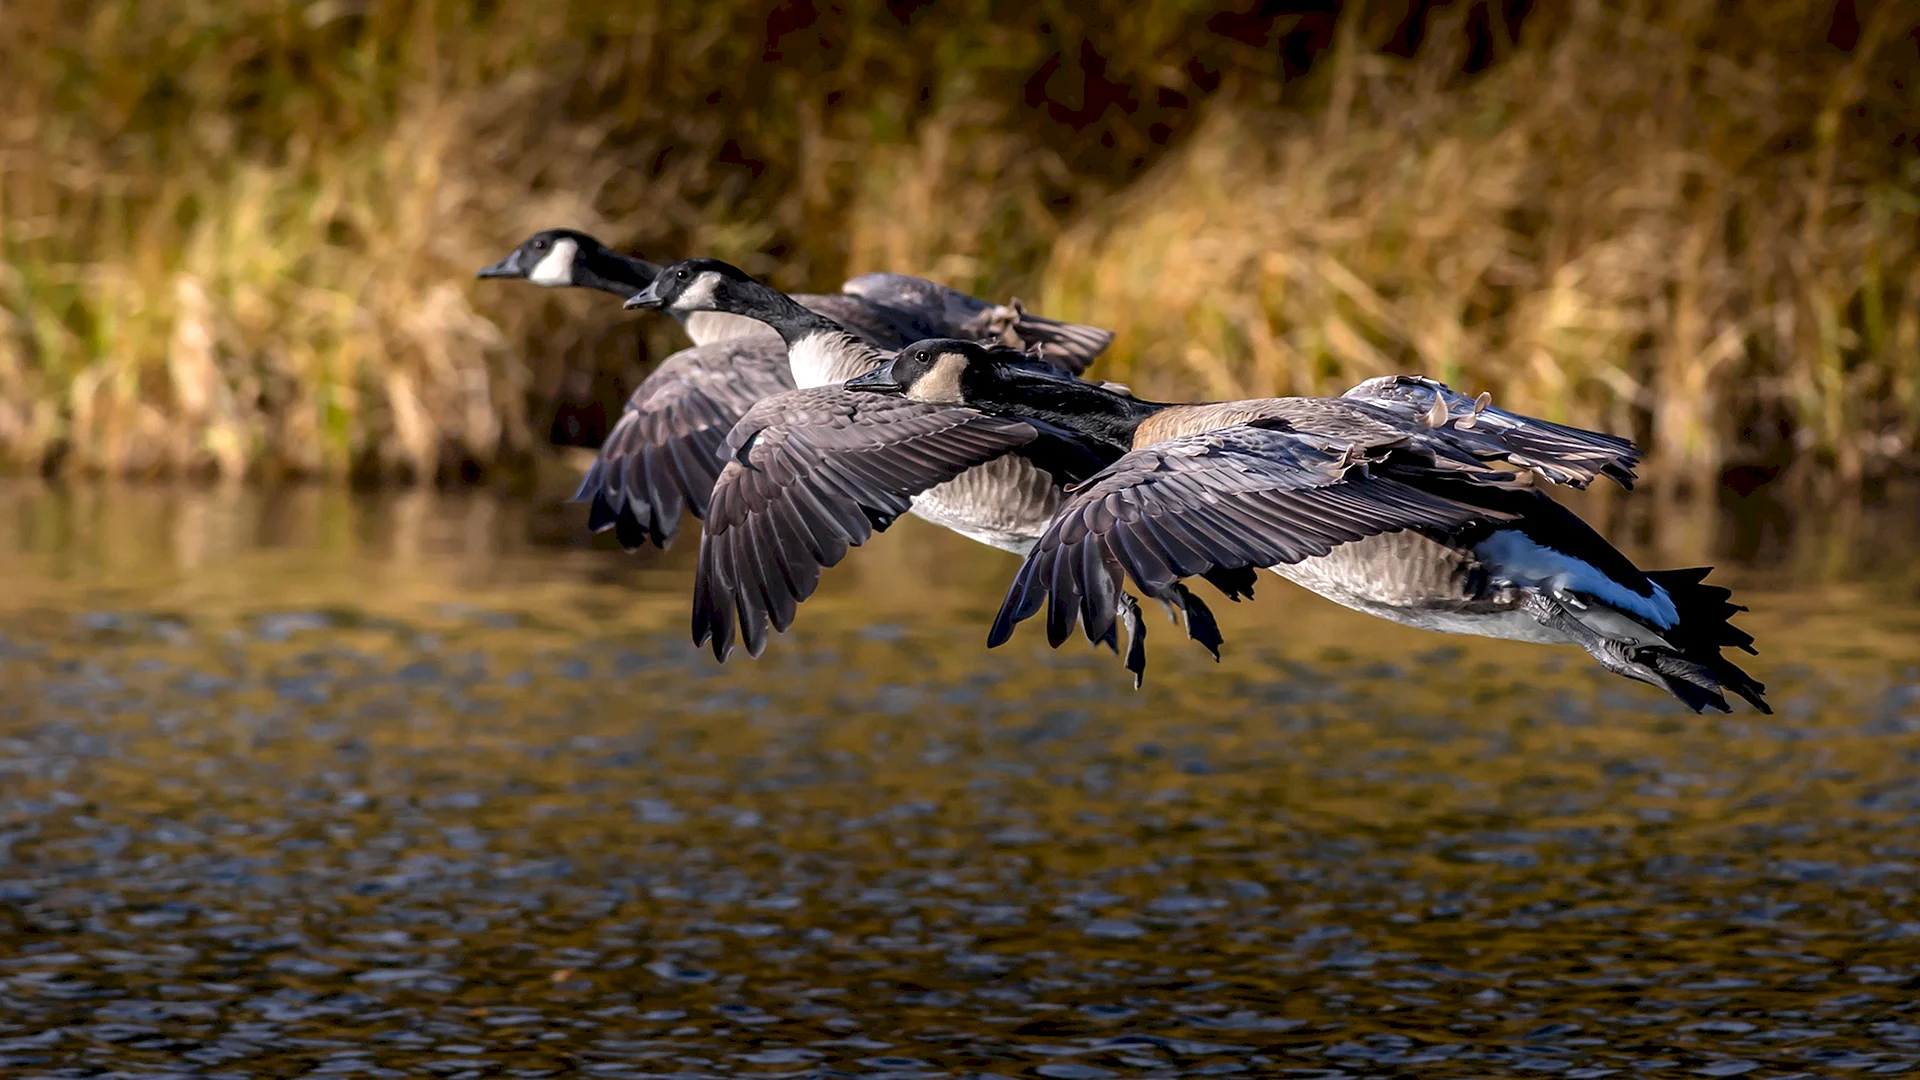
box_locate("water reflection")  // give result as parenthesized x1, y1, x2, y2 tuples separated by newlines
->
(2, 479, 1919, 1078)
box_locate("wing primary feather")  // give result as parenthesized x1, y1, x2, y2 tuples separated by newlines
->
(1044, 547, 1080, 649)
(989, 557, 1047, 648)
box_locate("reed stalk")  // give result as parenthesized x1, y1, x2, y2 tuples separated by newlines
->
(0, 0, 1912, 482)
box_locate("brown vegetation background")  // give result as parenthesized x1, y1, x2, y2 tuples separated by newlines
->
(1, 0, 1914, 487)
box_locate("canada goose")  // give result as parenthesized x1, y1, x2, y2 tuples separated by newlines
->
(478, 228, 663, 297)
(625, 258, 1105, 384)
(824, 340, 1767, 713)
(683, 335, 1619, 675)
(478, 229, 1113, 356)
(478, 236, 1113, 548)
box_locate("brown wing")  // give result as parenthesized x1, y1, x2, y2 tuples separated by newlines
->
(696, 387, 1040, 661)
(989, 425, 1507, 660)
(575, 338, 795, 550)
(1342, 374, 1640, 488)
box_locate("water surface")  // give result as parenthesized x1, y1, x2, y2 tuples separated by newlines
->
(3, 480, 1920, 1079)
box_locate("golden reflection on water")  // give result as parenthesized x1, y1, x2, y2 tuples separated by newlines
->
(3, 479, 1920, 1076)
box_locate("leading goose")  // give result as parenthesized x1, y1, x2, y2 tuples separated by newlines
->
(477, 232, 1113, 547)
(816, 340, 1764, 712)
(478, 228, 1111, 354)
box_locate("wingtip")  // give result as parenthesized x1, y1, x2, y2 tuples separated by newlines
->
(709, 632, 733, 664)
(1117, 593, 1148, 688)
(570, 465, 603, 505)
(690, 596, 713, 650)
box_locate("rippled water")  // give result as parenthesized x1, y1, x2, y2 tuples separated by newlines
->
(4, 479, 1920, 1079)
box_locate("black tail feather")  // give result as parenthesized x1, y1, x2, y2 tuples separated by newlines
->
(1648, 567, 1757, 655)
(1646, 566, 1769, 712)
(1522, 581, 1768, 715)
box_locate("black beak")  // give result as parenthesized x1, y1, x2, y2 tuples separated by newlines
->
(475, 253, 521, 279)
(624, 279, 668, 310)
(844, 359, 903, 393)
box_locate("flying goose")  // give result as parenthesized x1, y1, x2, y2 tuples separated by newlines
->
(477, 234, 1113, 548)
(678, 336, 1644, 679)
(809, 340, 1764, 713)
(478, 228, 1112, 355)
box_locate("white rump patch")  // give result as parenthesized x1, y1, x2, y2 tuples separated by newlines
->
(527, 238, 578, 287)
(1476, 530, 1677, 628)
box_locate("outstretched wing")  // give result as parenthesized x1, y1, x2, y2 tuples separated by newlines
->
(990, 425, 1504, 658)
(840, 272, 1113, 375)
(574, 338, 795, 550)
(1342, 374, 1640, 489)
(696, 387, 1040, 661)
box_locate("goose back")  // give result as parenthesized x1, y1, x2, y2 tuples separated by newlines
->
(1343, 374, 1639, 488)
(842, 272, 1114, 373)
(796, 293, 924, 350)
(1132, 399, 1409, 448)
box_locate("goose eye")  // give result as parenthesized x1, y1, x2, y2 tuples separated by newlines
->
(676, 268, 689, 280)
(530, 239, 546, 250)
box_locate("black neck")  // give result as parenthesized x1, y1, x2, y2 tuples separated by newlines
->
(734, 281, 853, 346)
(574, 247, 662, 297)
(969, 369, 1171, 463)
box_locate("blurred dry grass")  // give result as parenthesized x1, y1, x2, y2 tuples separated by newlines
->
(1047, 0, 1920, 485)
(0, 0, 1913, 483)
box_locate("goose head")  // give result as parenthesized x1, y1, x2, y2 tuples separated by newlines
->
(476, 228, 603, 287)
(625, 258, 757, 313)
(846, 338, 1060, 405)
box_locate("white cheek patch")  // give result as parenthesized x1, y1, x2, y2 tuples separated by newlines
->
(673, 271, 723, 311)
(527, 238, 578, 286)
